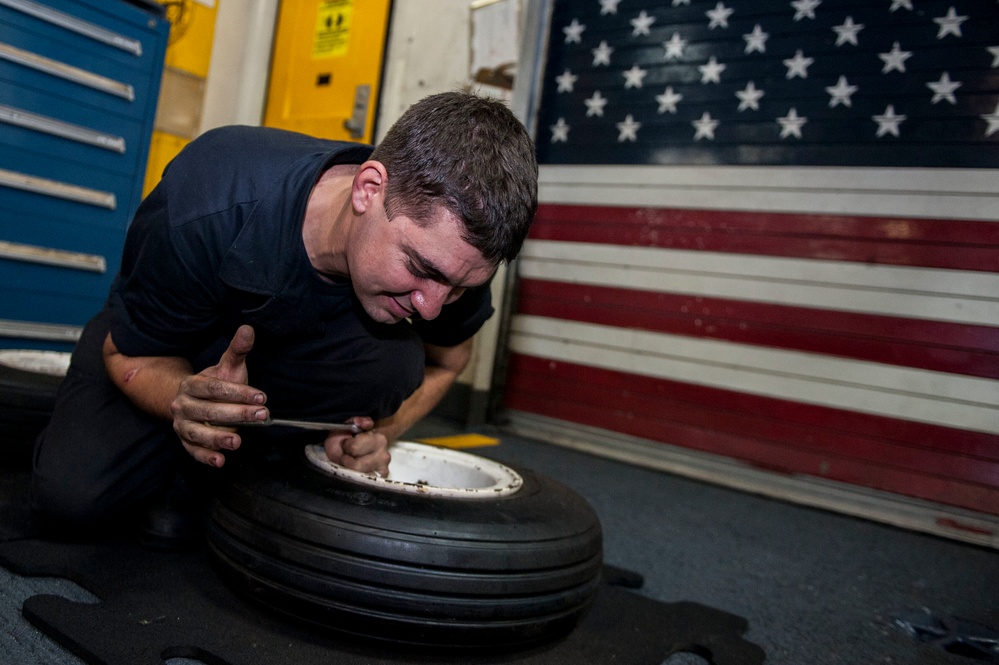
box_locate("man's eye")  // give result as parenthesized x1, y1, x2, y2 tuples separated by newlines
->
(407, 262, 432, 279)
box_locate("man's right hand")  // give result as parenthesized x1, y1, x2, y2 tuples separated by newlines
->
(104, 325, 267, 467)
(169, 324, 268, 467)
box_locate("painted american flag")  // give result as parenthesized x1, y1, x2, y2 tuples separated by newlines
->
(503, 0, 999, 534)
(535, 0, 999, 167)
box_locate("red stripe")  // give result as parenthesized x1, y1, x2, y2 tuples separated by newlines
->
(503, 353, 999, 463)
(517, 279, 999, 379)
(532, 204, 999, 272)
(935, 518, 994, 536)
(502, 354, 999, 514)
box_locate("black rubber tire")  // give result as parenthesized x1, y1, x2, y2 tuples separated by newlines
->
(0, 357, 64, 461)
(206, 446, 604, 649)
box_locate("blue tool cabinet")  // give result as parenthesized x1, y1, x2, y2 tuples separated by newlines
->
(0, 0, 169, 351)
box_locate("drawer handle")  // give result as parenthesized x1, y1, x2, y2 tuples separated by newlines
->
(0, 104, 126, 153)
(0, 0, 142, 56)
(0, 42, 135, 101)
(0, 167, 116, 209)
(0, 318, 82, 342)
(0, 239, 106, 273)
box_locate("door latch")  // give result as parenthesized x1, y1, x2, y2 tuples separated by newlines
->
(344, 84, 370, 139)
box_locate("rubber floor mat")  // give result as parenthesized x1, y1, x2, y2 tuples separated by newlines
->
(0, 470, 765, 665)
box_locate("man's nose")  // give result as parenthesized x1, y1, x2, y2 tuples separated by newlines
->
(411, 283, 452, 320)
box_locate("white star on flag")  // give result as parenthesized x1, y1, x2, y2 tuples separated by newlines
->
(826, 76, 858, 108)
(707, 3, 734, 29)
(777, 107, 807, 138)
(555, 70, 577, 93)
(744, 24, 769, 53)
(692, 112, 720, 140)
(592, 41, 614, 66)
(873, 105, 906, 137)
(656, 86, 683, 113)
(550, 118, 569, 143)
(623, 64, 648, 89)
(599, 0, 621, 15)
(631, 11, 655, 36)
(981, 102, 999, 136)
(736, 81, 765, 111)
(879, 42, 912, 73)
(927, 72, 961, 104)
(791, 0, 821, 21)
(562, 19, 585, 44)
(617, 114, 641, 141)
(585, 91, 608, 117)
(536, 0, 998, 169)
(783, 50, 814, 79)
(699, 56, 726, 83)
(832, 16, 863, 46)
(664, 33, 687, 59)
(933, 7, 967, 39)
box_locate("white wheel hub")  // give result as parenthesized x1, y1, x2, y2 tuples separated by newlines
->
(305, 440, 523, 499)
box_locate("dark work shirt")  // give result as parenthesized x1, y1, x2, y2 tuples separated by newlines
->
(105, 126, 493, 423)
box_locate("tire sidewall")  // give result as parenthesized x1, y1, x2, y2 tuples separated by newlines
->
(213, 445, 603, 569)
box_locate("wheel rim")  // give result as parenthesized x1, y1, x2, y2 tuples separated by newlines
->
(304, 441, 524, 499)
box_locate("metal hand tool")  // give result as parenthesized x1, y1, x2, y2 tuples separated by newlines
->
(213, 418, 362, 434)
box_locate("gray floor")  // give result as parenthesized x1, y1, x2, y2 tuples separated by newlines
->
(468, 429, 998, 665)
(2, 418, 998, 665)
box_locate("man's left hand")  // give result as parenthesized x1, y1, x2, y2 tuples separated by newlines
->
(324, 416, 390, 476)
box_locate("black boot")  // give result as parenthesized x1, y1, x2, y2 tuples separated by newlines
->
(135, 470, 206, 551)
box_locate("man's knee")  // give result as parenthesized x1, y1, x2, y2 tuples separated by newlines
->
(31, 405, 183, 527)
(31, 466, 113, 527)
(31, 422, 121, 527)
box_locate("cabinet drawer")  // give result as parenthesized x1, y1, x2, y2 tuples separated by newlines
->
(0, 142, 133, 224)
(0, 202, 125, 261)
(2, 272, 110, 328)
(0, 35, 152, 119)
(0, 97, 146, 177)
(0, 0, 162, 73)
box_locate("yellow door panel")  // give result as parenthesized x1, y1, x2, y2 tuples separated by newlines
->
(264, 0, 391, 143)
(162, 0, 218, 78)
(144, 0, 219, 197)
(143, 131, 189, 196)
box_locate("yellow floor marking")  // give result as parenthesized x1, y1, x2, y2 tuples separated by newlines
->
(415, 433, 500, 449)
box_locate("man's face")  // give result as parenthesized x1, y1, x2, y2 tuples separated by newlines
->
(349, 200, 496, 325)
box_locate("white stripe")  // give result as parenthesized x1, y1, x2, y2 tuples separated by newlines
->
(523, 240, 998, 298)
(520, 240, 999, 327)
(539, 165, 999, 221)
(507, 411, 999, 550)
(510, 315, 999, 435)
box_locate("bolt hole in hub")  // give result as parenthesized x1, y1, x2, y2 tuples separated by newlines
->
(305, 441, 524, 498)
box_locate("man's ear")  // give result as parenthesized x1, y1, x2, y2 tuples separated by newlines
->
(351, 160, 388, 214)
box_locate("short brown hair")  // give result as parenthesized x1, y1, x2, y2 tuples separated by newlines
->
(371, 91, 538, 264)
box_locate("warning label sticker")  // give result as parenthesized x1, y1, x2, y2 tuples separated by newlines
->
(312, 0, 353, 59)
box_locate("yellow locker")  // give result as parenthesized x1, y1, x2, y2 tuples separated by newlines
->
(264, 0, 392, 143)
(143, 0, 219, 196)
